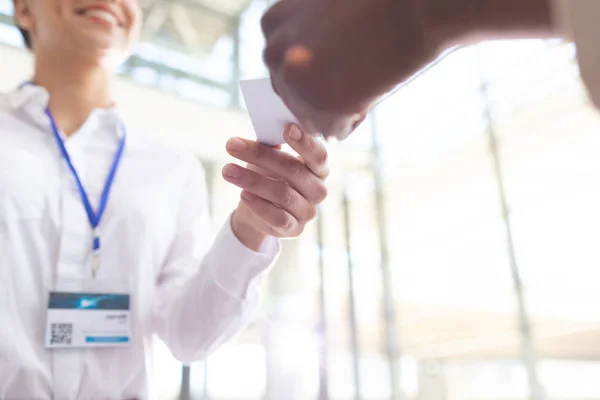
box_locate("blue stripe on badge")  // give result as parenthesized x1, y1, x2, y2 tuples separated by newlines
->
(49, 292, 130, 310)
(86, 336, 130, 343)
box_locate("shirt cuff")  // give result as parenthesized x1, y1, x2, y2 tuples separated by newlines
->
(207, 216, 280, 300)
(552, 0, 600, 109)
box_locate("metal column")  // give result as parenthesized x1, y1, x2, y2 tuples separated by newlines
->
(180, 367, 191, 400)
(477, 58, 545, 400)
(179, 161, 215, 400)
(316, 207, 330, 400)
(342, 192, 362, 400)
(230, 16, 242, 108)
(203, 162, 215, 400)
(370, 112, 402, 400)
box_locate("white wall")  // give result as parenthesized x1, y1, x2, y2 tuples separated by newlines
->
(0, 43, 255, 163)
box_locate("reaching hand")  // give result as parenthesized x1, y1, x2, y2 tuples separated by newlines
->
(261, 0, 555, 141)
(261, 0, 439, 141)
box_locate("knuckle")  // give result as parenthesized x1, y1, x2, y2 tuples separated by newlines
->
(260, 13, 273, 36)
(318, 147, 329, 167)
(260, 1, 287, 36)
(279, 188, 297, 207)
(263, 45, 282, 69)
(253, 143, 269, 161)
(260, 3, 293, 68)
(306, 135, 318, 151)
(313, 183, 328, 203)
(286, 158, 305, 177)
(243, 172, 259, 189)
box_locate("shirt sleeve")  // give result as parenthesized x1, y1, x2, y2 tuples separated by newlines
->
(147, 158, 279, 365)
(553, 0, 600, 109)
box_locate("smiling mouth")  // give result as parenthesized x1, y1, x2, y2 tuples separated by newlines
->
(77, 8, 122, 28)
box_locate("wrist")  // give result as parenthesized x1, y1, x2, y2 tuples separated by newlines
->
(231, 209, 268, 252)
(423, 0, 556, 49)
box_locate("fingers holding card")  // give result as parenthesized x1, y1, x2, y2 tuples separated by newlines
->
(240, 78, 300, 146)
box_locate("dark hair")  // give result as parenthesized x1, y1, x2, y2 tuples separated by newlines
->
(16, 23, 32, 49)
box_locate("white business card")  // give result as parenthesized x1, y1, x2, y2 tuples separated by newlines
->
(240, 78, 299, 146)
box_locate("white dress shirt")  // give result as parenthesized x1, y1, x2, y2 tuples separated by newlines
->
(0, 84, 278, 400)
(554, 0, 600, 109)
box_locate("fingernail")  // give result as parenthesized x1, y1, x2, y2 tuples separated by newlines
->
(289, 125, 302, 140)
(223, 164, 243, 179)
(227, 138, 247, 152)
(241, 191, 254, 201)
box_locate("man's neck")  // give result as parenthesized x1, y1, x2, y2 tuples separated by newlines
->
(33, 50, 114, 136)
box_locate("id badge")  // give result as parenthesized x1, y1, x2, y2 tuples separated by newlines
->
(45, 292, 131, 348)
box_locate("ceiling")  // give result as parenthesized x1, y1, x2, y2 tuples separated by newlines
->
(139, 0, 253, 55)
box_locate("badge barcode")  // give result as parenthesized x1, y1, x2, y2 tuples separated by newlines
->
(50, 323, 73, 345)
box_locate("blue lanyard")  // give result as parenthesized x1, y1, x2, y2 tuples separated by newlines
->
(46, 108, 126, 277)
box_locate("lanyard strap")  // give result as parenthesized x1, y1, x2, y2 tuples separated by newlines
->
(46, 108, 126, 255)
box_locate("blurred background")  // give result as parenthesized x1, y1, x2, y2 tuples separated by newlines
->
(2, 0, 600, 399)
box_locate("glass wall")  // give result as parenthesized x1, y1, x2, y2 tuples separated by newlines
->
(174, 36, 600, 399)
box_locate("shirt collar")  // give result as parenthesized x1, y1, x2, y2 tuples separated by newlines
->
(6, 82, 50, 111)
(6, 82, 125, 139)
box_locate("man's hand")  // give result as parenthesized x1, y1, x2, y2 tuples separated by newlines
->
(261, 0, 555, 141)
(223, 124, 329, 251)
(262, 0, 435, 141)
